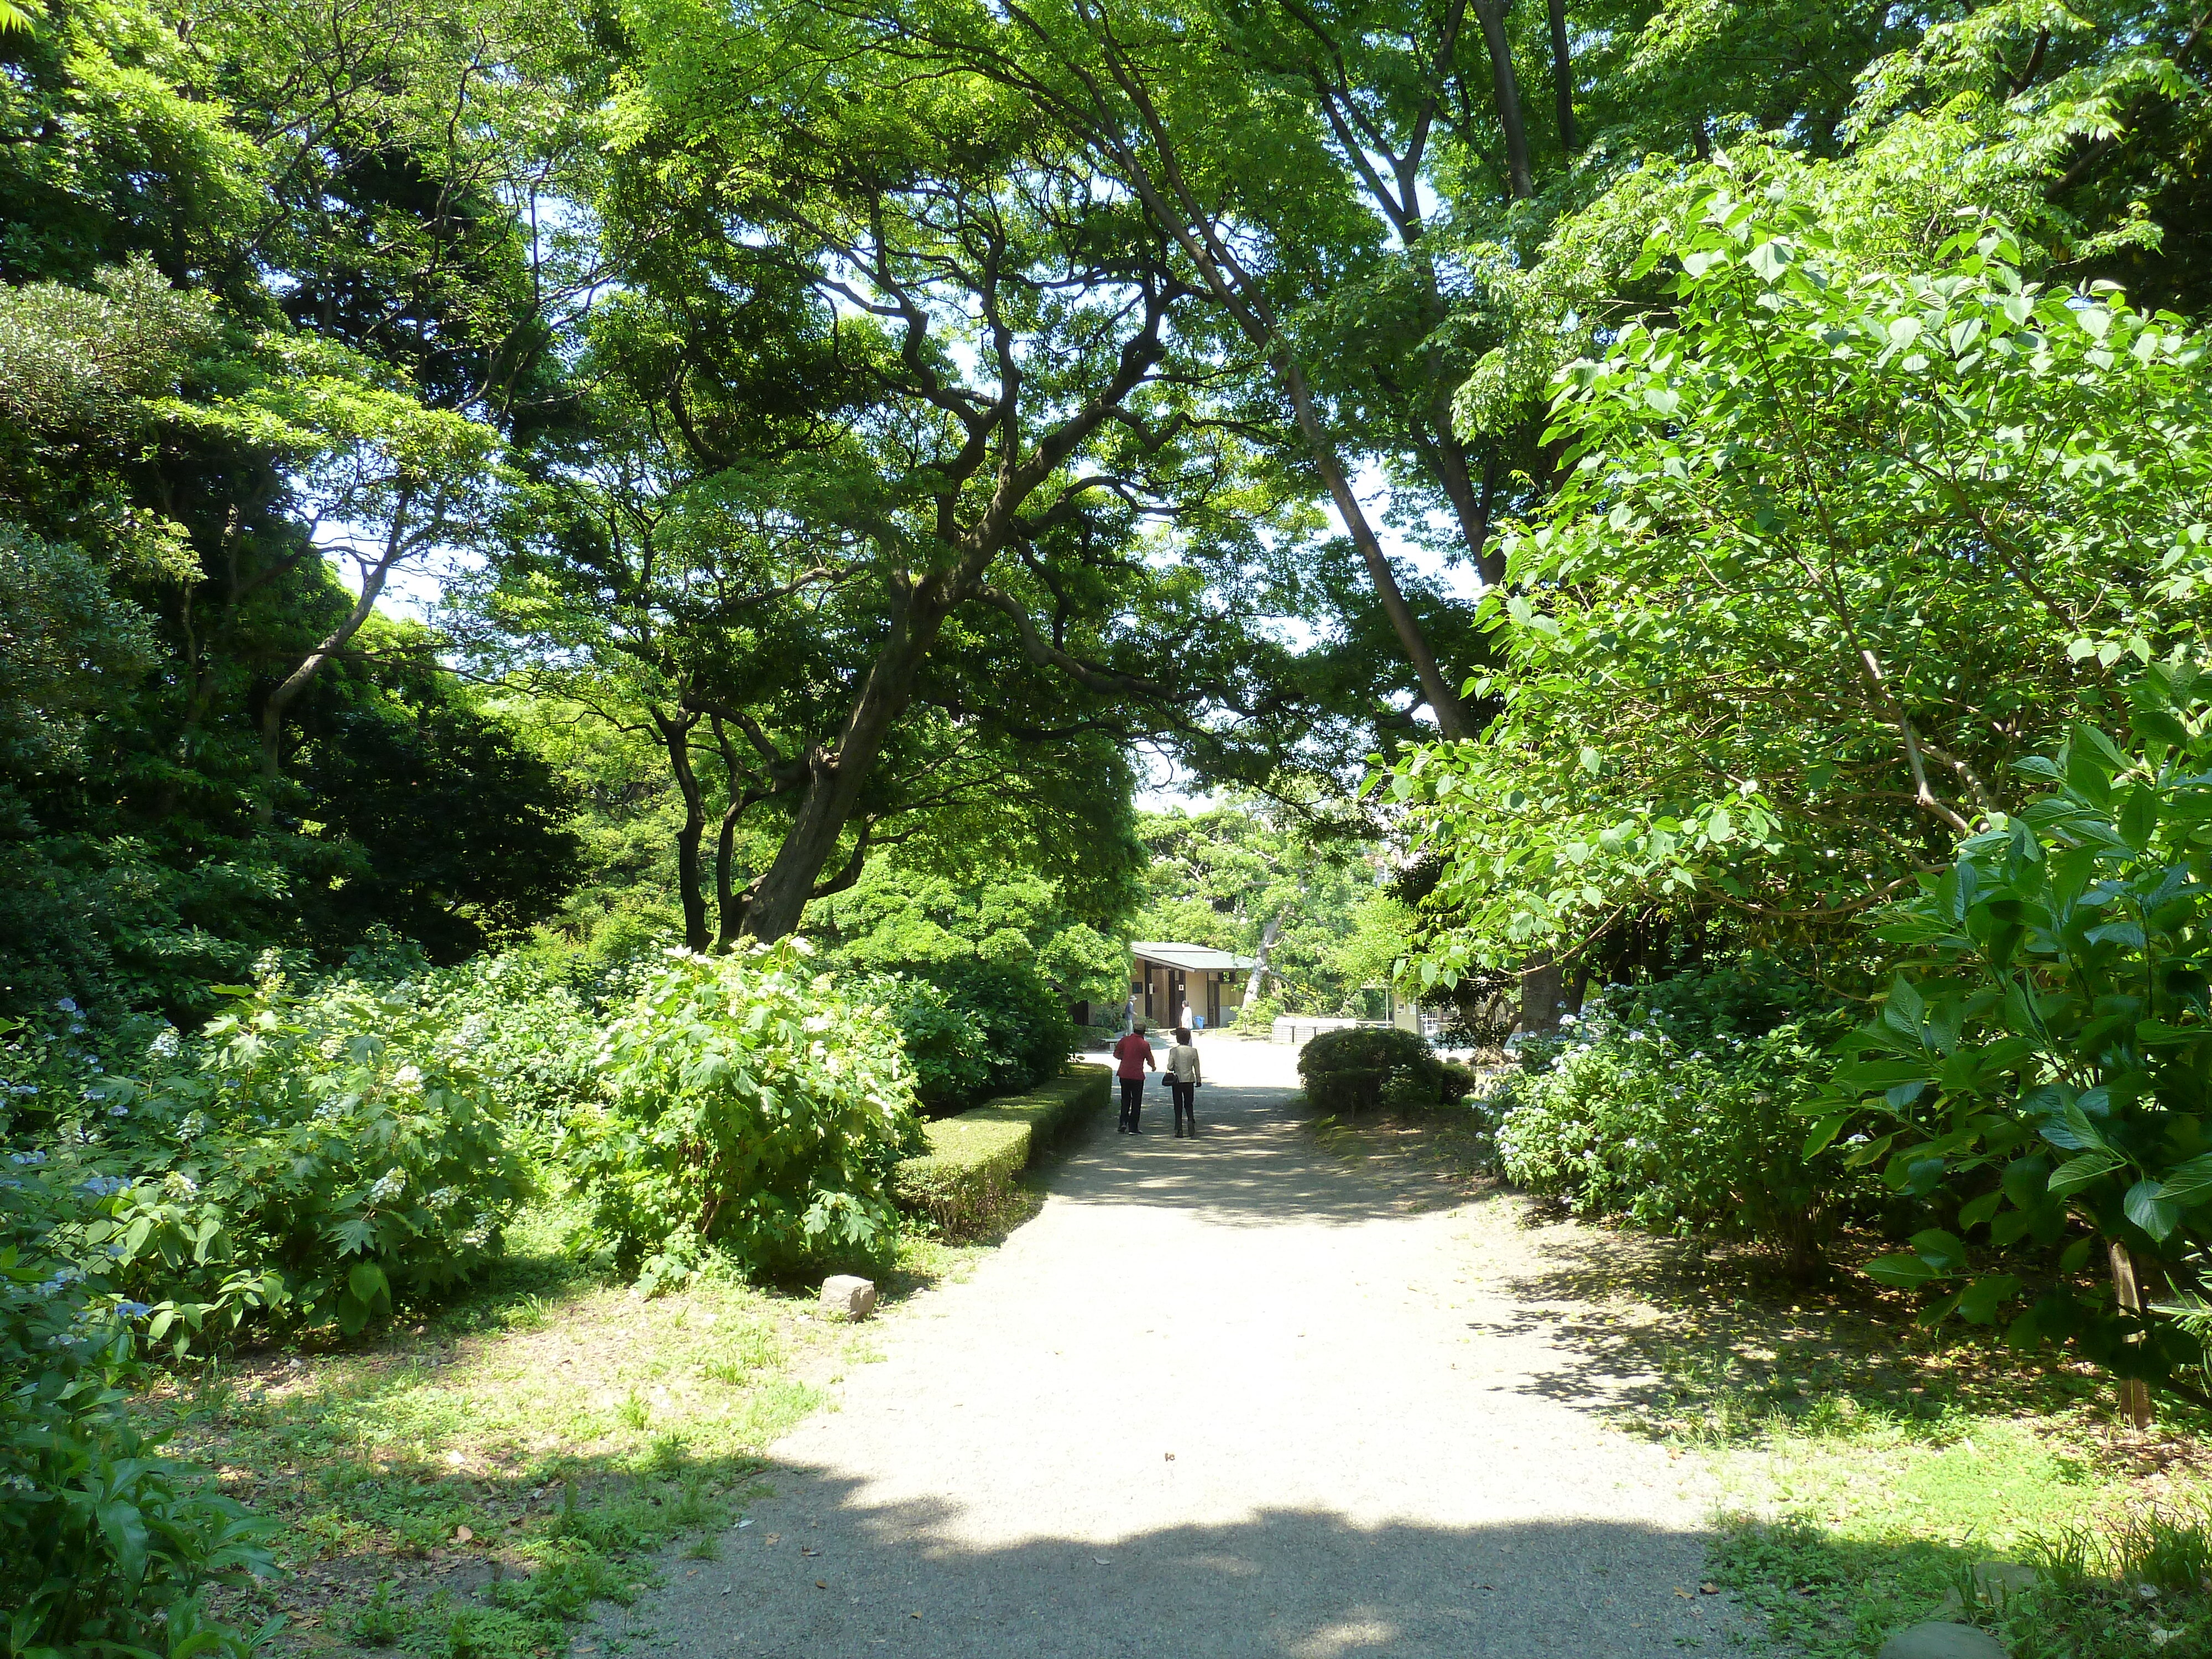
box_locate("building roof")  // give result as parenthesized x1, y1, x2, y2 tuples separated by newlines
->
(1130, 941, 1260, 973)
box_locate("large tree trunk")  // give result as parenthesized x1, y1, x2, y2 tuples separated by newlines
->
(736, 586, 948, 942)
(1049, 37, 1476, 740)
(1518, 952, 1562, 1035)
(1278, 352, 1475, 738)
(1546, 0, 1577, 153)
(1247, 904, 1291, 1002)
(1470, 0, 1536, 199)
(652, 708, 713, 952)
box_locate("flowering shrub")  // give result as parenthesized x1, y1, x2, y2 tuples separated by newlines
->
(65, 975, 531, 1337)
(565, 945, 922, 1285)
(1497, 978, 1866, 1276)
(2, 1147, 276, 1659)
(409, 955, 604, 1135)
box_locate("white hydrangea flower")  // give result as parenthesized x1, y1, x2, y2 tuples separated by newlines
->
(367, 1168, 408, 1204)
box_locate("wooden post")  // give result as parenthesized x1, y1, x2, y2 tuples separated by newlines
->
(2110, 1240, 2155, 1430)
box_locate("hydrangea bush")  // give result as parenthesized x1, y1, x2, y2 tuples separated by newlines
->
(565, 945, 922, 1286)
(1497, 976, 1867, 1276)
(67, 975, 532, 1338)
(2, 1142, 277, 1659)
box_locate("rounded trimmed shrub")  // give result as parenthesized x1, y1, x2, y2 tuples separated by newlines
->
(1297, 1026, 1443, 1114)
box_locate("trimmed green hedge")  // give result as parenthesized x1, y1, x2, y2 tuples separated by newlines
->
(893, 1065, 1109, 1238)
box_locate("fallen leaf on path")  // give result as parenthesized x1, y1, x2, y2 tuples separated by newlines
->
(1699, 1584, 1719, 1595)
(453, 1527, 473, 1543)
(1674, 1589, 1692, 1599)
(815, 1580, 827, 1590)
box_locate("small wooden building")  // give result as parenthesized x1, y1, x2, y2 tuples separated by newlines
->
(1128, 941, 1260, 1030)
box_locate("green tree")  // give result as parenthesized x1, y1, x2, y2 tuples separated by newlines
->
(472, 0, 1321, 947)
(1395, 175, 2212, 993)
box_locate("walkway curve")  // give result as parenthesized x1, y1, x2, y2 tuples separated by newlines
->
(620, 1039, 1741, 1657)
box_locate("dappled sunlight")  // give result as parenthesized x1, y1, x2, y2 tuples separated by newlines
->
(1047, 1049, 1423, 1230)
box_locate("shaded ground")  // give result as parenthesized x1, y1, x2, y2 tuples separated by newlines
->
(603, 1039, 1746, 1658)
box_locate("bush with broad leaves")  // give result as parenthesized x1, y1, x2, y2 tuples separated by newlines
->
(565, 945, 921, 1286)
(75, 974, 530, 1339)
(1823, 666, 2212, 1404)
(1500, 979, 1863, 1277)
(2, 1146, 277, 1659)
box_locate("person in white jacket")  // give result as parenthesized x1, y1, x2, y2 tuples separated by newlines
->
(1164, 1026, 1202, 1138)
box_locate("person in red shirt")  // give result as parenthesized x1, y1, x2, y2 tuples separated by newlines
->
(1111, 1022, 1157, 1134)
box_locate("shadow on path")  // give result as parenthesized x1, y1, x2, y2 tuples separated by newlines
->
(625, 1470, 1736, 1659)
(1044, 1068, 1424, 1232)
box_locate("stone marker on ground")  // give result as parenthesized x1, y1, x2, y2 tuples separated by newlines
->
(1876, 1620, 2010, 1659)
(818, 1275, 878, 1319)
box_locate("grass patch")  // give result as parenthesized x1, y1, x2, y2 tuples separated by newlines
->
(155, 1198, 997, 1659)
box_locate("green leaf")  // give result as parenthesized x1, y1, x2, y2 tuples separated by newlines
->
(2117, 785, 2159, 851)
(1958, 1189, 2005, 1229)
(1910, 1228, 1968, 1273)
(2058, 1236, 2097, 1275)
(2039, 1099, 2108, 1152)
(2125, 1178, 2180, 1240)
(2047, 1147, 2125, 1194)
(2156, 1151, 2212, 1206)
(97, 1499, 150, 1586)
(1866, 1252, 1940, 1288)
(1956, 1274, 2022, 1324)
(1882, 975, 1926, 1037)
(347, 1261, 389, 1306)
(1803, 1114, 1849, 1157)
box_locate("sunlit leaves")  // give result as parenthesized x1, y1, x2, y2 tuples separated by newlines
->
(1402, 166, 2212, 982)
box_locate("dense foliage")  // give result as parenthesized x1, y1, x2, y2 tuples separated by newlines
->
(1499, 977, 1864, 1276)
(3, 1150, 277, 1659)
(1824, 676, 2212, 1395)
(1399, 189, 2212, 984)
(1296, 1026, 1464, 1115)
(11, 0, 2212, 1646)
(566, 947, 922, 1288)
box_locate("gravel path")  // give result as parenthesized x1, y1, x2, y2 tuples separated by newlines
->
(618, 1039, 1743, 1658)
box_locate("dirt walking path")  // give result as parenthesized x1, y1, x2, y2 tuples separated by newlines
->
(616, 1039, 1744, 1658)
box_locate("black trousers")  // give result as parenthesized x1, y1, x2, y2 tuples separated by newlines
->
(1119, 1076, 1145, 1130)
(1171, 1078, 1196, 1134)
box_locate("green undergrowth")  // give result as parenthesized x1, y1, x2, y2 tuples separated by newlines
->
(1639, 1276, 2212, 1657)
(158, 1199, 994, 1659)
